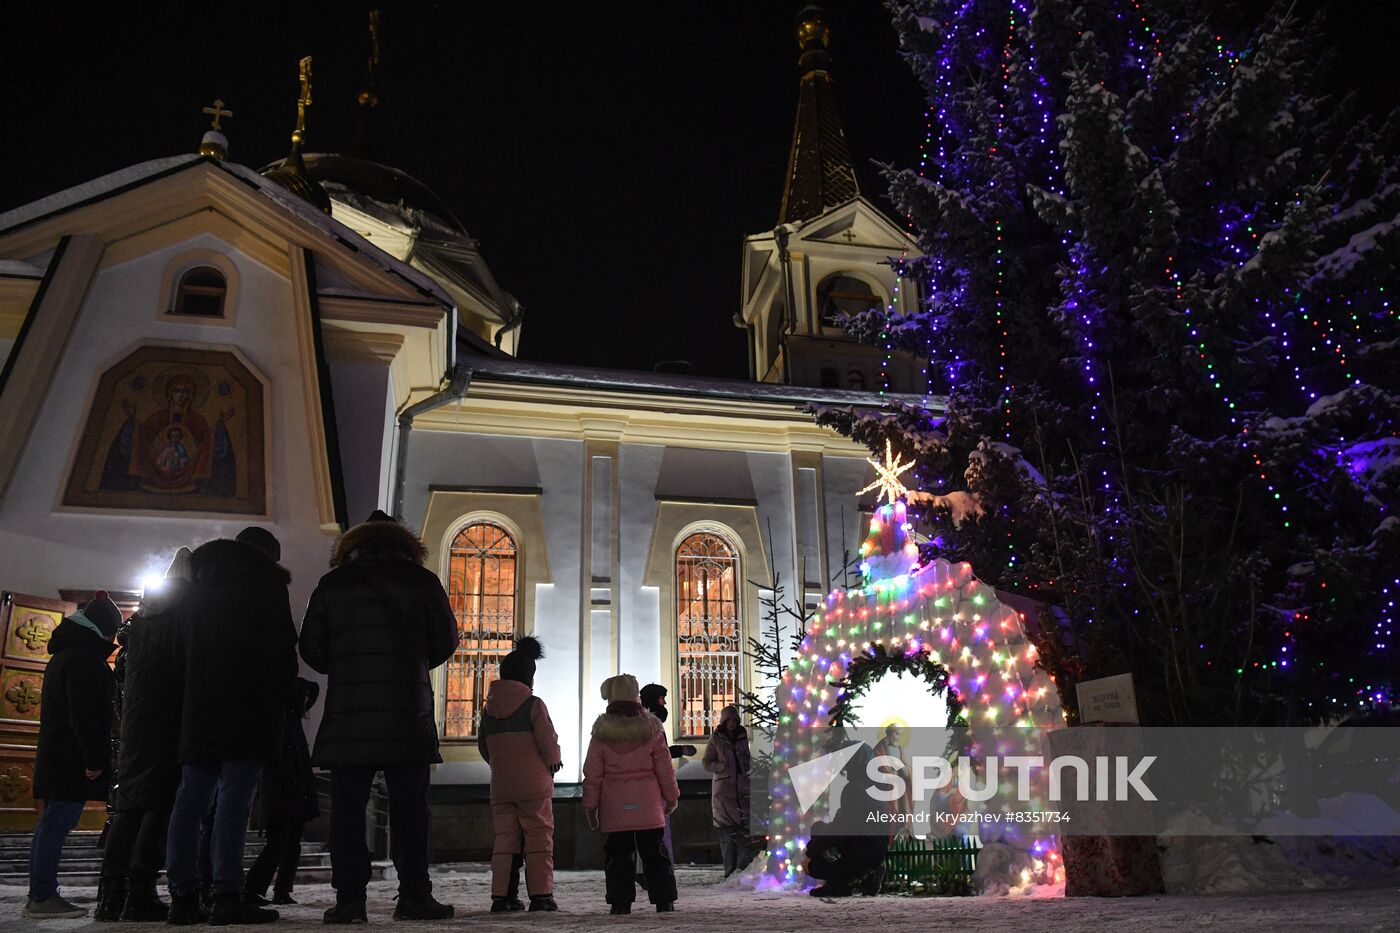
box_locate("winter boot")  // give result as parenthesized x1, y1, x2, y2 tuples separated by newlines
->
(393, 894, 454, 921)
(656, 902, 675, 912)
(610, 904, 631, 914)
(528, 894, 559, 912)
(858, 864, 886, 896)
(323, 899, 368, 924)
(119, 880, 169, 922)
(809, 879, 854, 898)
(208, 891, 278, 925)
(167, 891, 210, 926)
(94, 877, 128, 922)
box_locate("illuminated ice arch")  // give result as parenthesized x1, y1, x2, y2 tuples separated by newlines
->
(763, 555, 1063, 885)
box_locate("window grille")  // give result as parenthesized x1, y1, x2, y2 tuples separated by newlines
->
(676, 532, 742, 738)
(444, 522, 517, 738)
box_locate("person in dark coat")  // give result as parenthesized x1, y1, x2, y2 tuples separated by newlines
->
(244, 677, 320, 906)
(633, 684, 694, 888)
(164, 528, 297, 925)
(701, 704, 753, 877)
(804, 741, 889, 897)
(26, 591, 121, 920)
(299, 510, 459, 924)
(95, 548, 193, 922)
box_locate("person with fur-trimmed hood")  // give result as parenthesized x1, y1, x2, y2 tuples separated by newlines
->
(477, 636, 561, 913)
(299, 510, 459, 924)
(583, 675, 680, 914)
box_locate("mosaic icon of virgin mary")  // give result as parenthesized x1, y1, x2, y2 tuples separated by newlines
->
(100, 369, 234, 494)
(64, 346, 265, 514)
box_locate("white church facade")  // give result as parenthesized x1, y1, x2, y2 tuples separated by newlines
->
(0, 10, 934, 862)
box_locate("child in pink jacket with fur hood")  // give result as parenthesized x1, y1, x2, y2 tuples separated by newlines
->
(477, 636, 562, 913)
(583, 674, 680, 914)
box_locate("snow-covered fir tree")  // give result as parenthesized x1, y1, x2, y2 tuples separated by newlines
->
(819, 0, 1399, 726)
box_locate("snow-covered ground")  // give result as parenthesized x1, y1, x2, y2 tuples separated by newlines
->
(2, 864, 1398, 932)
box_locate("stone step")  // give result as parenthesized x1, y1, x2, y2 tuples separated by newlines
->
(0, 863, 373, 887)
(0, 852, 330, 873)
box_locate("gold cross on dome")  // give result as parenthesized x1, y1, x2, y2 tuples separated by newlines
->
(291, 56, 313, 147)
(201, 99, 233, 130)
(858, 439, 915, 504)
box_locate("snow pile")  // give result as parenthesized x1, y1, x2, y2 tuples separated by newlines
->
(1160, 796, 1400, 894)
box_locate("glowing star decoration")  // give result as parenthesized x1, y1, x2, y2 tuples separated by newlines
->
(859, 439, 915, 505)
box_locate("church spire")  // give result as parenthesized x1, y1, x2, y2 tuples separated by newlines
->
(777, 6, 860, 225)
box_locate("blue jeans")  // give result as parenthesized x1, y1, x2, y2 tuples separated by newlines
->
(29, 799, 85, 901)
(165, 761, 262, 895)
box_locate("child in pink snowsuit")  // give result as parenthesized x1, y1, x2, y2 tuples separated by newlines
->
(477, 636, 562, 912)
(583, 674, 680, 914)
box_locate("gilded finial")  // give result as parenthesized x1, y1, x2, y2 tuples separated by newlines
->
(291, 56, 313, 151)
(258, 55, 331, 213)
(358, 10, 381, 108)
(795, 5, 831, 52)
(198, 98, 233, 160)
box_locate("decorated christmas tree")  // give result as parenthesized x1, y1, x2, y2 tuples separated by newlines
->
(818, 0, 1399, 726)
(763, 442, 1062, 889)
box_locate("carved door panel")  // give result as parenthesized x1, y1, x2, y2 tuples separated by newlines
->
(0, 592, 76, 829)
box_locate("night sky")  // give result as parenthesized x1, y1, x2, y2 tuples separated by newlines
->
(3, 2, 1394, 378)
(2, 1, 922, 379)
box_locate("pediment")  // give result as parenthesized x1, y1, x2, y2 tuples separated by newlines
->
(794, 197, 917, 254)
(0, 158, 449, 314)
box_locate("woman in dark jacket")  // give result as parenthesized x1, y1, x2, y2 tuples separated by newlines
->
(701, 705, 752, 877)
(96, 548, 193, 922)
(299, 511, 459, 923)
(245, 678, 320, 906)
(28, 593, 120, 920)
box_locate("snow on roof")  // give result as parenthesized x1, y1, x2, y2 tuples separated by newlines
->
(0, 258, 44, 278)
(0, 155, 455, 312)
(459, 348, 944, 411)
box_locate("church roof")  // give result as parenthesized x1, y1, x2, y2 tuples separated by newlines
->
(778, 6, 861, 225)
(457, 348, 941, 411)
(0, 154, 455, 313)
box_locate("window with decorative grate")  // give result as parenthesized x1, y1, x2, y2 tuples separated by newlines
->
(444, 521, 518, 738)
(676, 531, 742, 738)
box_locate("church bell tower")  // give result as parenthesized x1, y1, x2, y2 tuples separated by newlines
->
(737, 5, 922, 392)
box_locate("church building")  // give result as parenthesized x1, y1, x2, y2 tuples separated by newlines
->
(0, 8, 933, 862)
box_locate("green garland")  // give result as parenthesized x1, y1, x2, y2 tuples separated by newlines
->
(828, 643, 961, 728)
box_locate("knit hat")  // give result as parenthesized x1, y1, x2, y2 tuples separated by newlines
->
(600, 674, 641, 704)
(365, 509, 395, 523)
(499, 635, 544, 687)
(640, 682, 667, 708)
(82, 590, 123, 638)
(236, 526, 281, 562)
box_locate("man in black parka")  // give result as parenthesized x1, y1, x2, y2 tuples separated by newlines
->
(95, 547, 193, 922)
(165, 528, 297, 925)
(26, 591, 121, 920)
(300, 510, 459, 924)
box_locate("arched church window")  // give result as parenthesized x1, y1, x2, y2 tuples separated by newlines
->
(675, 531, 742, 738)
(819, 366, 839, 388)
(847, 369, 866, 390)
(172, 266, 227, 317)
(444, 521, 518, 738)
(817, 272, 881, 328)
